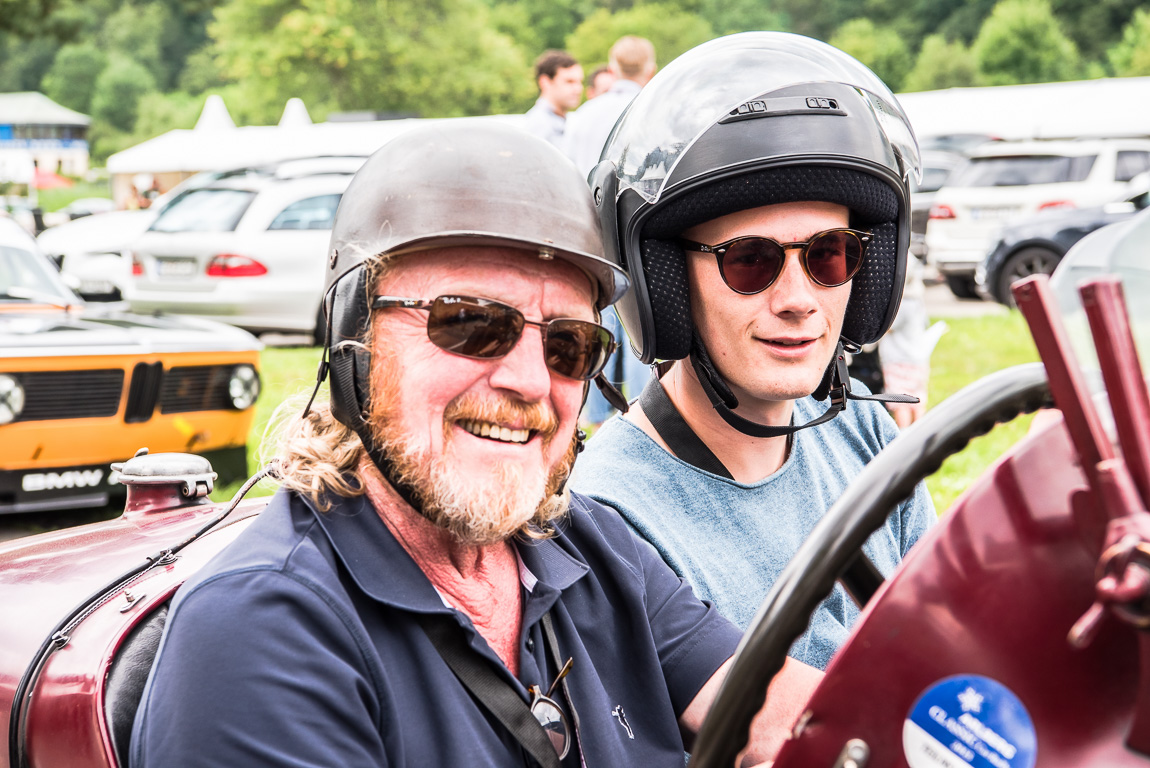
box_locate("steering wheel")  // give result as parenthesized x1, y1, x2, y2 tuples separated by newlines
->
(690, 362, 1052, 768)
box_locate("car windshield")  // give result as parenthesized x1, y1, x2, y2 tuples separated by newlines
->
(950, 154, 1097, 187)
(1049, 210, 1150, 395)
(0, 244, 80, 304)
(149, 188, 256, 233)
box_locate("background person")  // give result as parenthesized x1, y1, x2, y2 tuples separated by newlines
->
(564, 36, 657, 428)
(585, 65, 615, 100)
(523, 49, 584, 148)
(131, 121, 820, 768)
(572, 32, 935, 671)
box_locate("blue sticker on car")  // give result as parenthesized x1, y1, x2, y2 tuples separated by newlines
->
(903, 674, 1037, 768)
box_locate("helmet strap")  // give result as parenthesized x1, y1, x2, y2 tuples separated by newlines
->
(688, 335, 916, 439)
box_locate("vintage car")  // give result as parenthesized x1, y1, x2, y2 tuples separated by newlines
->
(1, 213, 1148, 767)
(0, 216, 262, 514)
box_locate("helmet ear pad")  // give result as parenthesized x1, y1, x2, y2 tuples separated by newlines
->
(327, 265, 375, 432)
(639, 166, 901, 359)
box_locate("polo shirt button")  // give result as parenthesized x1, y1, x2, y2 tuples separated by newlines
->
(526, 637, 535, 652)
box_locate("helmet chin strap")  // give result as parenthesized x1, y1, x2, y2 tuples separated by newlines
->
(688, 331, 918, 439)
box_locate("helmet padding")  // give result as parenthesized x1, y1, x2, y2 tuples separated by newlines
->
(640, 165, 900, 359)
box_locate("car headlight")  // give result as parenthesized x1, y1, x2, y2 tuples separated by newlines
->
(0, 374, 26, 425)
(227, 365, 261, 410)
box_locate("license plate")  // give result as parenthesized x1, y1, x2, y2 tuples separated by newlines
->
(970, 206, 1018, 221)
(80, 280, 116, 295)
(156, 258, 198, 278)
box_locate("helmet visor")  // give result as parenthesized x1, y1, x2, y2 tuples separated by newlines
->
(601, 31, 921, 204)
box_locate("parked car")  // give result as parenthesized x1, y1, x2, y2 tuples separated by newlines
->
(909, 150, 964, 260)
(41, 197, 116, 229)
(925, 137, 1150, 298)
(0, 216, 262, 514)
(975, 170, 1150, 306)
(3, 223, 1150, 768)
(37, 209, 156, 300)
(126, 157, 365, 344)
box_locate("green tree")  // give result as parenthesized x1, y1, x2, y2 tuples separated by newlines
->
(90, 55, 157, 132)
(830, 18, 912, 91)
(1047, 0, 1143, 63)
(98, 2, 171, 91)
(972, 0, 1080, 84)
(208, 0, 534, 122)
(490, 0, 593, 53)
(0, 34, 57, 91)
(678, 0, 786, 37)
(0, 0, 54, 37)
(565, 4, 714, 72)
(41, 43, 107, 113)
(1108, 8, 1150, 76)
(902, 34, 981, 92)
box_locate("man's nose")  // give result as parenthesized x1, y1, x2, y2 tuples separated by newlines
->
(487, 325, 553, 401)
(767, 248, 819, 315)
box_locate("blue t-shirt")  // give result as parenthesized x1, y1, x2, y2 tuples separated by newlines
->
(130, 487, 741, 767)
(571, 390, 935, 671)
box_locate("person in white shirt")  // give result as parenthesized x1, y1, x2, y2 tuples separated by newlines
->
(562, 36, 656, 177)
(523, 50, 584, 148)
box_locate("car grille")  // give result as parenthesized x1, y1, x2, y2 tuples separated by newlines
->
(15, 370, 125, 421)
(160, 365, 235, 413)
(125, 362, 163, 423)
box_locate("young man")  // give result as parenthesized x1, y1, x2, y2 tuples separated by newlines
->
(523, 49, 584, 148)
(130, 121, 820, 767)
(571, 33, 936, 671)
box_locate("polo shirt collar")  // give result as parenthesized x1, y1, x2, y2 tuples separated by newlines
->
(303, 490, 589, 621)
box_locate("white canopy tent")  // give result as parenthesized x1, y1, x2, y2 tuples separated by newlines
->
(897, 77, 1150, 143)
(106, 97, 525, 207)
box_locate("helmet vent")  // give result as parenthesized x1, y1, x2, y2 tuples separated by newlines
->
(720, 95, 847, 124)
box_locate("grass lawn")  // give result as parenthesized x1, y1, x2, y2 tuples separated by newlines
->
(36, 181, 112, 212)
(219, 310, 1042, 514)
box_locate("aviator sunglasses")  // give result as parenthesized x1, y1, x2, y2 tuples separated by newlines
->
(529, 656, 575, 759)
(680, 227, 871, 295)
(372, 295, 617, 381)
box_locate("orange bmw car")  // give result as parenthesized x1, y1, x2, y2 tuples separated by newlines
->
(0, 216, 262, 514)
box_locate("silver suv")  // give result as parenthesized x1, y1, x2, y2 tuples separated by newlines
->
(924, 138, 1150, 298)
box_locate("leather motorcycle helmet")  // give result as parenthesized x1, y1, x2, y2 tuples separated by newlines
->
(591, 31, 921, 365)
(320, 119, 630, 438)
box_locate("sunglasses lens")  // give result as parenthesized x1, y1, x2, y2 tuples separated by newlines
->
(805, 230, 865, 287)
(427, 297, 523, 358)
(720, 239, 785, 294)
(531, 695, 571, 759)
(545, 320, 613, 380)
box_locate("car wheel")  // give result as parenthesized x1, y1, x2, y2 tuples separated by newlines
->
(996, 247, 1061, 307)
(688, 363, 1052, 768)
(944, 274, 980, 300)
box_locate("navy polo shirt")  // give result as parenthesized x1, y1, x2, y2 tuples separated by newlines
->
(130, 487, 742, 767)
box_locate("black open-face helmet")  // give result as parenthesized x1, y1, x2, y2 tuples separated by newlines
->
(591, 32, 921, 366)
(320, 119, 629, 438)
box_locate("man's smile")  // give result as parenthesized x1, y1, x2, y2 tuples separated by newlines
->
(458, 419, 533, 444)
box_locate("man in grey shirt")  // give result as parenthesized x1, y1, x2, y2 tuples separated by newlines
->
(523, 50, 584, 148)
(571, 32, 935, 671)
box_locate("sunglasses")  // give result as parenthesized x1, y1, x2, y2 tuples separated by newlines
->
(372, 295, 617, 382)
(680, 227, 871, 295)
(529, 657, 574, 759)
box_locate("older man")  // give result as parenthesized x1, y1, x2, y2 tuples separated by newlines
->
(130, 122, 820, 768)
